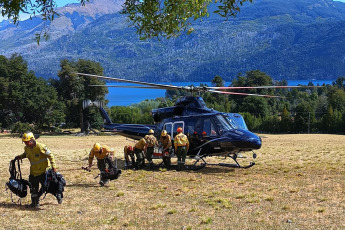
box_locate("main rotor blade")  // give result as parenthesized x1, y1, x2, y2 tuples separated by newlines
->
(210, 90, 280, 98)
(207, 85, 322, 90)
(77, 73, 186, 91)
(89, 85, 168, 89)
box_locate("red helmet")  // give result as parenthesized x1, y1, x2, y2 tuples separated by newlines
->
(127, 146, 133, 152)
(193, 131, 198, 135)
(202, 131, 207, 136)
(177, 127, 183, 133)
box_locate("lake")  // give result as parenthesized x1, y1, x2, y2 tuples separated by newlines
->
(106, 80, 334, 106)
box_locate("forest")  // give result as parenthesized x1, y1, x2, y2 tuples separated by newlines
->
(0, 54, 344, 134)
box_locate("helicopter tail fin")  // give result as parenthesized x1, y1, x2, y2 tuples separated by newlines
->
(82, 99, 112, 124)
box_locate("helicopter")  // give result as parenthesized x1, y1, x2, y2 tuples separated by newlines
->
(79, 73, 318, 170)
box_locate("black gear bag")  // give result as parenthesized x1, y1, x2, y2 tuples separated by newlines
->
(42, 169, 66, 199)
(100, 157, 122, 181)
(6, 159, 31, 198)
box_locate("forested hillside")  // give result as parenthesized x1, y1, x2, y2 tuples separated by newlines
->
(1, 55, 344, 134)
(1, 0, 345, 81)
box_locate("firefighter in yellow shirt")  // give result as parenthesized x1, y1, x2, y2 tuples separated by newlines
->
(174, 127, 190, 171)
(134, 136, 148, 169)
(124, 145, 135, 169)
(87, 143, 114, 186)
(15, 132, 58, 208)
(145, 129, 158, 169)
(160, 130, 172, 169)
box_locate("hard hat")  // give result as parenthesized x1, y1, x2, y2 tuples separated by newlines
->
(202, 131, 207, 136)
(161, 130, 167, 137)
(93, 143, 101, 152)
(22, 132, 35, 142)
(149, 129, 154, 134)
(193, 131, 198, 135)
(177, 127, 183, 133)
(127, 146, 133, 152)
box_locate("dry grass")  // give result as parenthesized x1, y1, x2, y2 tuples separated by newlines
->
(0, 134, 345, 229)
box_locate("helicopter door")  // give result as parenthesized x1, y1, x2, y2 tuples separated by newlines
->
(172, 121, 184, 139)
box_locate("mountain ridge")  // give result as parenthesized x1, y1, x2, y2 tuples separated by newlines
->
(1, 0, 345, 81)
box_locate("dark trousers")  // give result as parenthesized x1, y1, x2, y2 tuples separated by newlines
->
(134, 148, 145, 168)
(29, 173, 46, 201)
(176, 146, 187, 164)
(146, 147, 154, 163)
(97, 158, 109, 183)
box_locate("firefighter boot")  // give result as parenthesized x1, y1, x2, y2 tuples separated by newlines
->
(177, 163, 182, 171)
(166, 157, 171, 170)
(149, 162, 154, 170)
(30, 197, 40, 208)
(57, 193, 63, 204)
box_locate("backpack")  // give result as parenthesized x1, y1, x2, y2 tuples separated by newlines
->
(6, 159, 31, 198)
(100, 157, 122, 181)
(146, 135, 157, 147)
(42, 169, 66, 198)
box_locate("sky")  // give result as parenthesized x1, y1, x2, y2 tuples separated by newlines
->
(0, 0, 80, 22)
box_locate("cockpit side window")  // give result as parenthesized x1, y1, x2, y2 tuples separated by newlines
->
(214, 115, 232, 135)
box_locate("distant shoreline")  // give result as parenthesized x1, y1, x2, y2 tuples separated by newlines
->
(106, 80, 335, 107)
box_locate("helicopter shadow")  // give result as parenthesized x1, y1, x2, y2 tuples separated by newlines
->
(126, 162, 237, 174)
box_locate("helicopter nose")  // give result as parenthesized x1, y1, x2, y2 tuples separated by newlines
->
(246, 136, 262, 149)
(224, 130, 262, 150)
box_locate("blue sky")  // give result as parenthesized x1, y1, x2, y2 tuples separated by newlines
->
(0, 0, 80, 22)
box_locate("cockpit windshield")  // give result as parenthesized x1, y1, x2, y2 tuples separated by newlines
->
(224, 113, 248, 130)
(214, 115, 233, 134)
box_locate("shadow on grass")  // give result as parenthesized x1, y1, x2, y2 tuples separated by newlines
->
(128, 163, 237, 174)
(65, 183, 100, 188)
(0, 202, 40, 211)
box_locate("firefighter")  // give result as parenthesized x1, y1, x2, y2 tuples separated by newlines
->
(160, 130, 172, 169)
(174, 127, 190, 171)
(15, 131, 59, 208)
(87, 143, 114, 186)
(124, 145, 135, 168)
(134, 136, 148, 169)
(145, 129, 158, 169)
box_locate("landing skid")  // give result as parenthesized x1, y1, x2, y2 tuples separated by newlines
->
(188, 150, 256, 170)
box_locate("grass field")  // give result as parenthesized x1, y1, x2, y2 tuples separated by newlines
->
(0, 134, 344, 230)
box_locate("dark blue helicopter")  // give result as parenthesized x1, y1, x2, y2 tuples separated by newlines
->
(83, 96, 260, 169)
(79, 73, 317, 170)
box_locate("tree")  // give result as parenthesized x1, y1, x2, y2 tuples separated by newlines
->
(293, 101, 315, 133)
(52, 59, 108, 132)
(0, 54, 65, 131)
(239, 96, 269, 117)
(1, 0, 252, 41)
(280, 106, 291, 133)
(211, 75, 224, 87)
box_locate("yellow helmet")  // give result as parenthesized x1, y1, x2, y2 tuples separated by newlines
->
(93, 143, 101, 152)
(22, 132, 35, 142)
(149, 129, 154, 134)
(161, 130, 167, 137)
